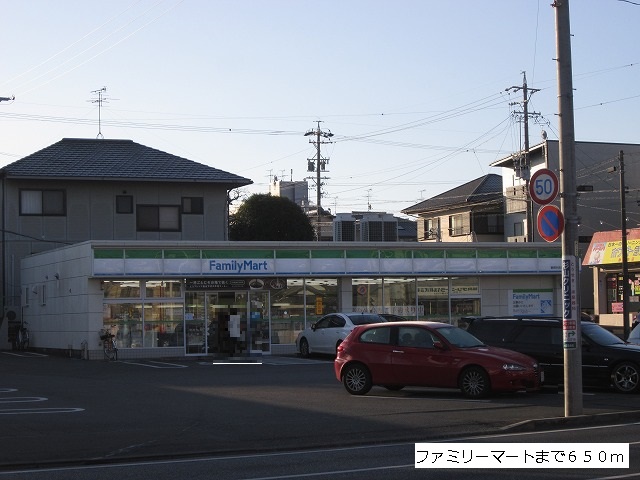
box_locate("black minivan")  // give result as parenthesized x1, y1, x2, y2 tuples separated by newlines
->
(463, 316, 640, 393)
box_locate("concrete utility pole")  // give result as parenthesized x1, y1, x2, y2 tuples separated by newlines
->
(610, 151, 630, 339)
(554, 0, 583, 417)
(304, 121, 333, 239)
(507, 73, 540, 242)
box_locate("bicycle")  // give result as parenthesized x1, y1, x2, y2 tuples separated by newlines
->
(100, 330, 118, 361)
(16, 321, 30, 351)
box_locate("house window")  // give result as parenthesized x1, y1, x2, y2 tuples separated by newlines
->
(136, 205, 181, 232)
(116, 195, 134, 214)
(182, 197, 204, 214)
(514, 222, 524, 236)
(20, 189, 65, 215)
(449, 214, 469, 236)
(474, 213, 504, 235)
(424, 218, 440, 240)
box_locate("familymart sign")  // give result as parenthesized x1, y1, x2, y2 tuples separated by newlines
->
(92, 246, 561, 277)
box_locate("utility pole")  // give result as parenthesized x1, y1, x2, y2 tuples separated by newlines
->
(507, 72, 540, 242)
(304, 121, 333, 240)
(0, 94, 13, 328)
(609, 151, 630, 339)
(554, 0, 582, 417)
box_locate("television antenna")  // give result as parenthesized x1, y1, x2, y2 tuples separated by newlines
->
(89, 87, 108, 139)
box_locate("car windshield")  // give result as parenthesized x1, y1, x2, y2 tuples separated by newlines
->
(628, 324, 640, 342)
(582, 323, 626, 345)
(347, 314, 386, 325)
(436, 326, 485, 348)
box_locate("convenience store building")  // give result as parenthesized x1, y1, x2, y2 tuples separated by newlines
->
(20, 240, 562, 359)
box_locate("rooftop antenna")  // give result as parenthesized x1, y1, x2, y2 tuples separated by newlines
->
(89, 87, 108, 139)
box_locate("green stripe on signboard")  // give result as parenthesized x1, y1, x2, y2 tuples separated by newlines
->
(413, 250, 445, 259)
(478, 250, 508, 258)
(380, 250, 412, 259)
(125, 249, 163, 259)
(508, 249, 538, 258)
(311, 250, 345, 259)
(202, 250, 274, 259)
(164, 250, 201, 259)
(538, 249, 562, 258)
(346, 250, 378, 259)
(93, 249, 124, 259)
(446, 249, 476, 259)
(275, 250, 310, 259)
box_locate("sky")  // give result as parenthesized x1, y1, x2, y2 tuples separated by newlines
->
(1, 0, 639, 218)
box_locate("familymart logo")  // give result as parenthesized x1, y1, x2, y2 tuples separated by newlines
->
(208, 259, 272, 274)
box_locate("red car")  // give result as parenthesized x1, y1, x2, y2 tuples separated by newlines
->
(334, 321, 542, 398)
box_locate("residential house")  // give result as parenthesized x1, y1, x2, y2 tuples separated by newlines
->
(491, 139, 640, 313)
(401, 174, 504, 242)
(0, 138, 252, 343)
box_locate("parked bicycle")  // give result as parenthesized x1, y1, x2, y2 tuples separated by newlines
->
(100, 328, 118, 361)
(16, 320, 29, 351)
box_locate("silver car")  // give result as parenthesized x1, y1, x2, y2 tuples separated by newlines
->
(296, 312, 387, 357)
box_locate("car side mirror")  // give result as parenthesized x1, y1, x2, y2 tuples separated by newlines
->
(311, 323, 317, 331)
(433, 341, 445, 350)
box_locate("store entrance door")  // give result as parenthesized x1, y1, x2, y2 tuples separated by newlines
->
(207, 291, 248, 356)
(184, 290, 270, 356)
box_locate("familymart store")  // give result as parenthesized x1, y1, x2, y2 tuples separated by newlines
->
(19, 241, 562, 359)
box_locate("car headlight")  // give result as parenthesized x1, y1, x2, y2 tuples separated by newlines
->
(502, 363, 526, 371)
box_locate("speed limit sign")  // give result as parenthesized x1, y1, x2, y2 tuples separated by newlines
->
(529, 168, 559, 205)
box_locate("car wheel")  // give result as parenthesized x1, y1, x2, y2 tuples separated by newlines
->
(299, 338, 310, 358)
(611, 362, 640, 393)
(459, 366, 491, 398)
(383, 385, 404, 391)
(343, 363, 372, 395)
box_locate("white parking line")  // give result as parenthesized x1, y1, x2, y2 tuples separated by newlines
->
(0, 390, 84, 416)
(2, 351, 48, 357)
(0, 396, 47, 404)
(122, 360, 188, 368)
(0, 407, 84, 415)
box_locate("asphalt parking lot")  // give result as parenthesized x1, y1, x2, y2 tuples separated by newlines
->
(2, 351, 640, 469)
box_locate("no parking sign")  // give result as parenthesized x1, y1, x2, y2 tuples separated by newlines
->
(537, 205, 564, 242)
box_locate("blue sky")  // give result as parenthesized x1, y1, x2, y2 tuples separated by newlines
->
(1, 0, 639, 217)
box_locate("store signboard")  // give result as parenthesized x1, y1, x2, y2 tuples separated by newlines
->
(510, 289, 554, 316)
(584, 239, 640, 265)
(93, 247, 562, 277)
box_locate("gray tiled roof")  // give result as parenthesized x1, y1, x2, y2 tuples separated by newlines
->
(402, 174, 503, 214)
(1, 138, 253, 187)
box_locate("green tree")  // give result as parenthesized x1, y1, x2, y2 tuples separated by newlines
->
(229, 194, 315, 241)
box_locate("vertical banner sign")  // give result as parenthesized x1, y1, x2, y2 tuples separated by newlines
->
(562, 257, 578, 349)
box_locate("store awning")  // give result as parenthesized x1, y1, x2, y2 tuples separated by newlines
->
(582, 228, 640, 266)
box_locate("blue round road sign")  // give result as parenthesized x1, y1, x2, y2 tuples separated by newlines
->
(537, 204, 564, 242)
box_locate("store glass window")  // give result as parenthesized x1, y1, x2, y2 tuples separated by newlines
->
(103, 303, 143, 348)
(383, 277, 418, 318)
(450, 276, 481, 321)
(416, 277, 449, 321)
(305, 278, 338, 327)
(145, 280, 182, 298)
(103, 281, 141, 299)
(144, 302, 184, 348)
(270, 278, 304, 344)
(352, 277, 383, 313)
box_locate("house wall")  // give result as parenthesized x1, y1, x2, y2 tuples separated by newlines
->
(1, 178, 230, 312)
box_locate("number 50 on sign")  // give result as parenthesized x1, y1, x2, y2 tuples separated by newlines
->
(529, 168, 559, 205)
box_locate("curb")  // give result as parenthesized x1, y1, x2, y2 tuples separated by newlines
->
(502, 409, 640, 433)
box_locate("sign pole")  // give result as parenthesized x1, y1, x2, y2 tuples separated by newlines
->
(554, 0, 583, 417)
